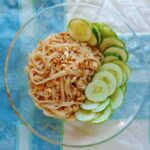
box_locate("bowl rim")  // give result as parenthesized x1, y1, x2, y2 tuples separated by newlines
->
(4, 2, 148, 148)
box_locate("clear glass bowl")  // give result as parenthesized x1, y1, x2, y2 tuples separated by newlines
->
(4, 2, 148, 148)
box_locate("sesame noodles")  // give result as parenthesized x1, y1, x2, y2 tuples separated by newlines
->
(25, 32, 103, 120)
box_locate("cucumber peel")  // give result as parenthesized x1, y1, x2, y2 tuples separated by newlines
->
(91, 106, 112, 123)
(100, 63, 124, 88)
(121, 85, 127, 94)
(75, 109, 96, 121)
(113, 60, 128, 84)
(104, 47, 128, 62)
(99, 37, 125, 52)
(81, 100, 100, 110)
(110, 88, 124, 110)
(93, 98, 110, 112)
(94, 22, 116, 38)
(103, 55, 119, 64)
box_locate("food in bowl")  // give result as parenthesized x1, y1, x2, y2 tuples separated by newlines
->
(25, 18, 131, 123)
(25, 32, 103, 120)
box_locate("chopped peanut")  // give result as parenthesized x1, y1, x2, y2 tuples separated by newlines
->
(72, 87, 77, 96)
(72, 105, 79, 112)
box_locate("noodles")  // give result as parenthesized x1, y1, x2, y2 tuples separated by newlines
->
(60, 77, 65, 101)
(26, 32, 103, 120)
(30, 69, 81, 85)
(65, 76, 72, 99)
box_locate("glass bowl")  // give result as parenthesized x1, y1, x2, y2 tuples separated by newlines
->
(4, 2, 148, 148)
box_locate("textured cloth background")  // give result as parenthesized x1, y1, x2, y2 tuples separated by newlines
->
(0, 0, 63, 150)
(65, 0, 150, 150)
(0, 0, 150, 150)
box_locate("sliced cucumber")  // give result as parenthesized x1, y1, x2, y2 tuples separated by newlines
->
(99, 37, 125, 52)
(92, 23, 103, 44)
(104, 53, 122, 61)
(68, 18, 92, 41)
(93, 98, 110, 112)
(114, 60, 132, 79)
(121, 71, 128, 85)
(113, 60, 128, 85)
(75, 109, 96, 121)
(103, 56, 119, 64)
(93, 70, 117, 96)
(88, 24, 101, 46)
(92, 24, 102, 44)
(110, 88, 124, 110)
(95, 23, 116, 38)
(81, 100, 100, 110)
(121, 85, 127, 94)
(91, 106, 112, 123)
(104, 47, 128, 62)
(85, 80, 109, 102)
(87, 32, 97, 46)
(100, 63, 123, 88)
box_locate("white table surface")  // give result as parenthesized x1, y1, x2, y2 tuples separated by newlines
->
(64, 0, 150, 150)
(3, 0, 149, 149)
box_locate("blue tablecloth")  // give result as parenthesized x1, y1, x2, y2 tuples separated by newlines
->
(0, 0, 63, 150)
(0, 0, 149, 150)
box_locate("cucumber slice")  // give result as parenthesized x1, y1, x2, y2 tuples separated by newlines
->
(81, 100, 100, 110)
(93, 70, 117, 96)
(95, 23, 116, 38)
(113, 60, 128, 85)
(114, 60, 131, 79)
(114, 60, 132, 80)
(92, 24, 102, 44)
(100, 63, 123, 88)
(99, 37, 125, 52)
(121, 85, 127, 94)
(92, 23, 103, 44)
(68, 18, 92, 41)
(87, 32, 97, 46)
(104, 47, 128, 62)
(110, 88, 124, 110)
(75, 109, 96, 121)
(85, 80, 109, 102)
(103, 56, 119, 64)
(88, 24, 101, 46)
(104, 53, 122, 60)
(91, 106, 112, 123)
(93, 98, 110, 112)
